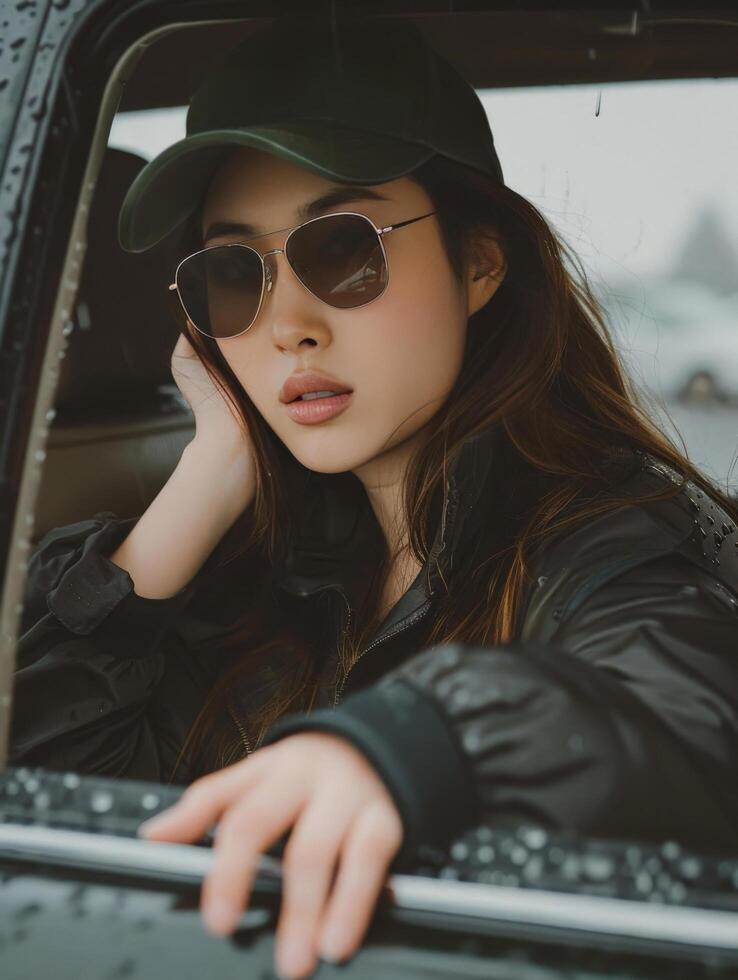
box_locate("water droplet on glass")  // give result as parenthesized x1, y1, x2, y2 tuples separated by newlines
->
(519, 826, 548, 849)
(661, 840, 681, 861)
(452, 688, 471, 708)
(90, 791, 113, 814)
(463, 729, 481, 752)
(568, 733, 584, 752)
(510, 845, 528, 866)
(140, 793, 160, 811)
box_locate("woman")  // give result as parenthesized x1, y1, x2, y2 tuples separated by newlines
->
(11, 13, 738, 980)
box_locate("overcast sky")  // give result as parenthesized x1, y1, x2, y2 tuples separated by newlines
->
(109, 77, 738, 293)
(478, 78, 738, 290)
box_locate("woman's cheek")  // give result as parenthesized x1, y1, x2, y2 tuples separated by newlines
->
(392, 275, 466, 368)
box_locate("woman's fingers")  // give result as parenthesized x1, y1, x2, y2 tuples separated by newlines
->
(138, 754, 268, 842)
(273, 793, 350, 979)
(317, 801, 403, 964)
(134, 734, 405, 980)
(201, 781, 303, 936)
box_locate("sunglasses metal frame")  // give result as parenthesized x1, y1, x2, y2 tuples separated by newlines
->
(168, 209, 438, 340)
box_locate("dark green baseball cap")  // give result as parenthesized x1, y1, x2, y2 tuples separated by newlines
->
(117, 13, 505, 254)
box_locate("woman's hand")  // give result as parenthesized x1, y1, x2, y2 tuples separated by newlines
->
(138, 732, 404, 979)
(170, 331, 250, 448)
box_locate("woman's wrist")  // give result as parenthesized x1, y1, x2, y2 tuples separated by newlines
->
(183, 439, 256, 531)
(184, 434, 257, 517)
(107, 437, 256, 599)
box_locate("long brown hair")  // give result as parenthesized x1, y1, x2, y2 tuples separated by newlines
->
(163, 153, 738, 782)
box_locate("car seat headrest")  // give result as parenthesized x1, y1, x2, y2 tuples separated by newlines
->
(54, 147, 184, 418)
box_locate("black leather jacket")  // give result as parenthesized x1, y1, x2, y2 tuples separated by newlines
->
(10, 429, 738, 867)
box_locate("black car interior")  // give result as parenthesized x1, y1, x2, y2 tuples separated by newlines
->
(33, 146, 193, 538)
(28, 5, 738, 543)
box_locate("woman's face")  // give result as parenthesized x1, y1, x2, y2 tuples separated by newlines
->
(200, 147, 497, 478)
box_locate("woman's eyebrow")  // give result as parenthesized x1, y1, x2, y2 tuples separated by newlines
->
(203, 186, 391, 242)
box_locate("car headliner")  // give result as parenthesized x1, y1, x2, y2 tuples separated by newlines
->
(117, 7, 738, 113)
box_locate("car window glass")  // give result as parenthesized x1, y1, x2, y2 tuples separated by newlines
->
(477, 78, 738, 493)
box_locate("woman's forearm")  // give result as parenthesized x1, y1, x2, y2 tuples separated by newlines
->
(108, 438, 256, 598)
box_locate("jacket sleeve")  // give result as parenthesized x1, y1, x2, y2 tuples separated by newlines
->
(10, 511, 243, 783)
(261, 554, 738, 867)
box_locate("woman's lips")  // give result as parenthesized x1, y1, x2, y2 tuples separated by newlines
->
(285, 391, 353, 425)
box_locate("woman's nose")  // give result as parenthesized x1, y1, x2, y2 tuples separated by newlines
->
(260, 248, 322, 314)
(260, 250, 331, 351)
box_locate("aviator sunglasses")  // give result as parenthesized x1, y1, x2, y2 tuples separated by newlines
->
(168, 209, 438, 340)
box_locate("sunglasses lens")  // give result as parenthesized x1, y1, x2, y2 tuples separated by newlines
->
(286, 214, 387, 309)
(176, 245, 263, 339)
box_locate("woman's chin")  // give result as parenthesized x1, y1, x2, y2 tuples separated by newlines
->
(287, 443, 362, 476)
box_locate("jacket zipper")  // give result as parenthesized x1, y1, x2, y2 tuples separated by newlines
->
(326, 477, 454, 707)
(333, 599, 433, 706)
(227, 588, 433, 736)
(331, 588, 353, 705)
(227, 697, 254, 756)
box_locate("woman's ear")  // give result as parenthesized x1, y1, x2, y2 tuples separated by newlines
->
(466, 235, 507, 317)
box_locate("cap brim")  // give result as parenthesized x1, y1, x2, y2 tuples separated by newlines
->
(117, 123, 435, 253)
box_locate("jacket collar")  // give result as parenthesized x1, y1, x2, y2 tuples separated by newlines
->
(274, 425, 500, 621)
